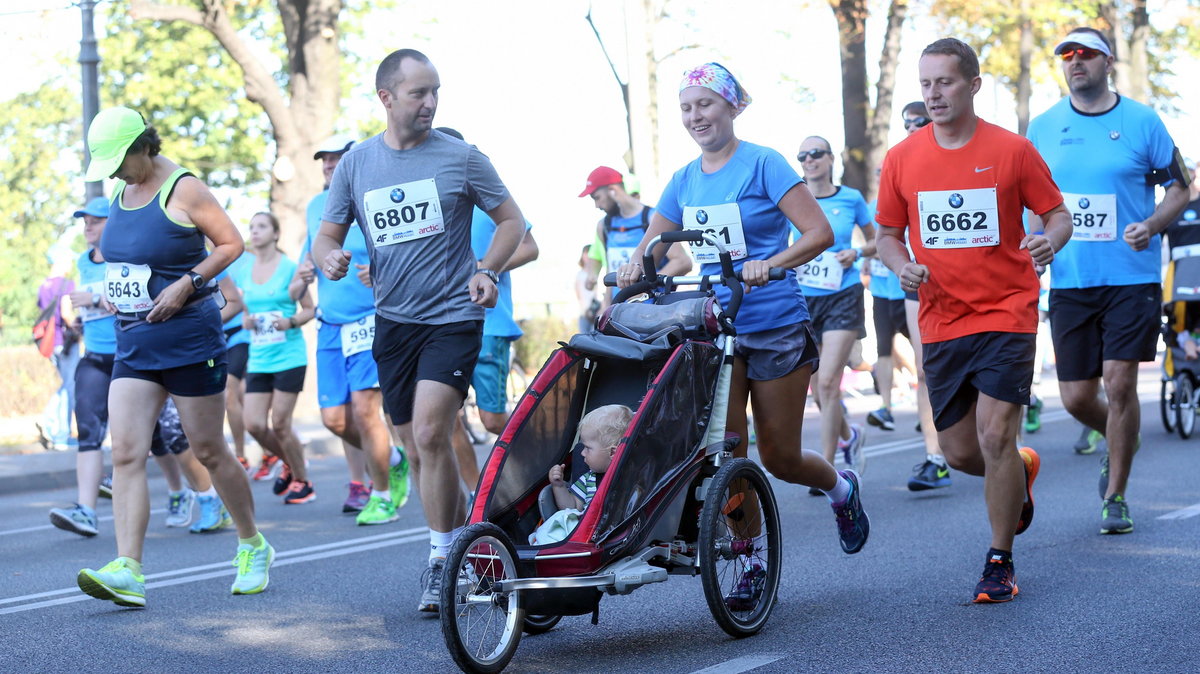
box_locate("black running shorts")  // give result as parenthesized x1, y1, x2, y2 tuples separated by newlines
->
(374, 317, 483, 426)
(1048, 283, 1161, 381)
(871, 297, 909, 358)
(806, 284, 867, 338)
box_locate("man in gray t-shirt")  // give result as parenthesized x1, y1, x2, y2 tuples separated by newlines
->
(312, 48, 525, 614)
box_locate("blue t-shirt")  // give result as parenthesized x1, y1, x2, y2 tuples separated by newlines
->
(1027, 96, 1177, 289)
(800, 185, 871, 297)
(305, 190, 375, 335)
(657, 141, 809, 334)
(865, 201, 904, 300)
(222, 252, 254, 348)
(470, 207, 530, 339)
(77, 249, 116, 355)
(235, 255, 307, 374)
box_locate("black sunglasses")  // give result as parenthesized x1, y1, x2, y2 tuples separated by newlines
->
(797, 149, 831, 162)
(903, 116, 931, 129)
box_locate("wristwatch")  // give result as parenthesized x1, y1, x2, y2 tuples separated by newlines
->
(91, 293, 102, 308)
(186, 271, 206, 290)
(475, 268, 499, 285)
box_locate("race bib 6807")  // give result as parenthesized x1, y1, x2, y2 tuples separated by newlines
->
(363, 179, 445, 248)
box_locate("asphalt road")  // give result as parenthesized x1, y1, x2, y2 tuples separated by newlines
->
(2, 382, 1198, 673)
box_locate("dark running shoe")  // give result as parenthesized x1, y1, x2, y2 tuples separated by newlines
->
(283, 480, 316, 504)
(831, 469, 869, 554)
(867, 407, 895, 431)
(272, 465, 293, 496)
(1100, 495, 1134, 534)
(1014, 448, 1039, 536)
(907, 459, 951, 491)
(1078, 429, 1104, 456)
(973, 549, 1018, 603)
(724, 564, 767, 611)
(98, 475, 113, 499)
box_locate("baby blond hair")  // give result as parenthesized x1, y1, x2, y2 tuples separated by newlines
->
(580, 404, 633, 450)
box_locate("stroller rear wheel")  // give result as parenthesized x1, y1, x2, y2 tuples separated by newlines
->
(440, 522, 523, 673)
(1176, 374, 1196, 439)
(699, 458, 781, 638)
(1162, 379, 1178, 433)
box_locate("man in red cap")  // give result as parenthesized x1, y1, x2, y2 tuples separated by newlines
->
(578, 166, 691, 298)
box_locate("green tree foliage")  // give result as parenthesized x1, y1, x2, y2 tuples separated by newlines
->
(0, 82, 80, 333)
(100, 0, 272, 191)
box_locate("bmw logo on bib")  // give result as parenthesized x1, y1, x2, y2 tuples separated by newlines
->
(390, 188, 405, 203)
(121, 265, 130, 277)
(696, 209, 709, 225)
(1078, 197, 1091, 210)
(948, 193, 964, 209)
(1185, 209, 1198, 223)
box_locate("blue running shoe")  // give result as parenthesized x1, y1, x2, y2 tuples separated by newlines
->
(190, 494, 232, 533)
(78, 558, 145, 608)
(832, 469, 869, 554)
(907, 459, 951, 491)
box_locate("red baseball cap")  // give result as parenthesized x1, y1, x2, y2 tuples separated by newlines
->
(578, 166, 623, 197)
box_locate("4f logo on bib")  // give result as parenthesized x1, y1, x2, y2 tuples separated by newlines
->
(364, 179, 445, 248)
(917, 187, 999, 249)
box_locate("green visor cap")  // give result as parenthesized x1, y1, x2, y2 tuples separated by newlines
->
(84, 107, 146, 181)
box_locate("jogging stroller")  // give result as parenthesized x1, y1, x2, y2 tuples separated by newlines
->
(1160, 251, 1200, 438)
(439, 232, 785, 673)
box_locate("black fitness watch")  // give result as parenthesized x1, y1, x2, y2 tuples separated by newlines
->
(186, 271, 206, 290)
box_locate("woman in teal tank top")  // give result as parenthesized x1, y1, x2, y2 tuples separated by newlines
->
(75, 107, 273, 607)
(236, 212, 315, 503)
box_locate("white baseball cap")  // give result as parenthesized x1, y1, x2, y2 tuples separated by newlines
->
(313, 134, 356, 159)
(1053, 31, 1112, 58)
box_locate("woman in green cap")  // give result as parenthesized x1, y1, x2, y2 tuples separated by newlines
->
(74, 106, 274, 608)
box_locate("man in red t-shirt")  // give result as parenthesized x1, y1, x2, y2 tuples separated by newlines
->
(875, 38, 1072, 604)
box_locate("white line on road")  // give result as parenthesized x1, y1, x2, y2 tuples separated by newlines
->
(1157, 503, 1200, 520)
(0, 526, 428, 615)
(0, 508, 169, 538)
(690, 654, 786, 674)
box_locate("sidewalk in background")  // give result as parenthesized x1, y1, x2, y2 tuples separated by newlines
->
(0, 418, 342, 496)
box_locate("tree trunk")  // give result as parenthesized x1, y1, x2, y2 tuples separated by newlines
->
(1016, 2, 1033, 136)
(831, 0, 870, 192)
(129, 0, 343, 253)
(1126, 0, 1150, 103)
(864, 0, 908, 202)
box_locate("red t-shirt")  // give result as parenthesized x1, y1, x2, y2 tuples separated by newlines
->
(875, 119, 1063, 342)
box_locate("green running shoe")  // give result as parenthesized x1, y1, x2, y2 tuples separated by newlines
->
(77, 558, 145, 608)
(389, 447, 411, 509)
(1077, 429, 1104, 455)
(1100, 495, 1133, 534)
(1023, 396, 1043, 433)
(231, 539, 275, 595)
(356, 495, 399, 526)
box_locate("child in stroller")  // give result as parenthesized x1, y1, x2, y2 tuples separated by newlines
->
(548, 404, 633, 511)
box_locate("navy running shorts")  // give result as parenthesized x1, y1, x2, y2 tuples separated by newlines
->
(923, 331, 1035, 432)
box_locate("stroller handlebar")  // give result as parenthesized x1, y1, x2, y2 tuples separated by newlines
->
(603, 231, 787, 329)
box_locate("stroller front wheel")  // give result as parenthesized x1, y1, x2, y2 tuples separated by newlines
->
(1162, 379, 1178, 433)
(440, 522, 524, 673)
(698, 458, 782, 638)
(1176, 374, 1196, 439)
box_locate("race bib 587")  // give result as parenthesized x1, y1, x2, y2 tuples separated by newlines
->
(1063, 192, 1117, 242)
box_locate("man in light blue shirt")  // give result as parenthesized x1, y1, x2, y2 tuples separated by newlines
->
(1028, 27, 1190, 534)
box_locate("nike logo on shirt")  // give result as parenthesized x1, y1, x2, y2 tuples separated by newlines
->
(974, 166, 993, 173)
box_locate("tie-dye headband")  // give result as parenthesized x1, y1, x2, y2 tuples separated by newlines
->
(679, 62, 752, 114)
